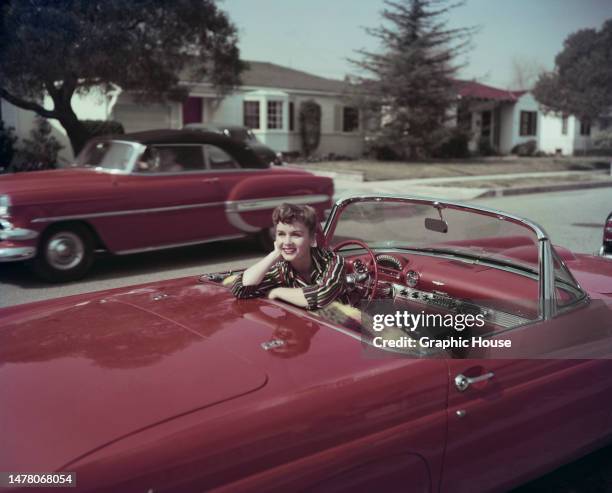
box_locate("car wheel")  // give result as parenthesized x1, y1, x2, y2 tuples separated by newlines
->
(256, 226, 275, 252)
(31, 224, 94, 282)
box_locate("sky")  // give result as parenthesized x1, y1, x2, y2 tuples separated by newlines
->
(220, 0, 612, 89)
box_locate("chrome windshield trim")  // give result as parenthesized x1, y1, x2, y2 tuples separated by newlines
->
(325, 195, 555, 321)
(326, 195, 550, 240)
(115, 234, 247, 255)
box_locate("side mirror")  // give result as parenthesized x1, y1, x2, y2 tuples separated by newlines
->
(425, 217, 448, 233)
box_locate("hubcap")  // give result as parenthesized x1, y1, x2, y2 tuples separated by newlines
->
(46, 232, 84, 270)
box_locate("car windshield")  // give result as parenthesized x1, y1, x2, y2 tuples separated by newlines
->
(74, 140, 139, 171)
(328, 199, 541, 273)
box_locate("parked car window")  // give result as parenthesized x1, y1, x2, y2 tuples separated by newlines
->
(150, 145, 205, 172)
(76, 140, 138, 171)
(205, 145, 240, 170)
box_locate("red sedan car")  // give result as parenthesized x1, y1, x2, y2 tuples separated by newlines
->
(0, 130, 333, 281)
(1, 195, 612, 492)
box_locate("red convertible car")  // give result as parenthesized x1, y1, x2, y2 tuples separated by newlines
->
(0, 130, 333, 281)
(1, 195, 612, 492)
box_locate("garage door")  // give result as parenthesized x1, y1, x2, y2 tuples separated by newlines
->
(112, 103, 172, 133)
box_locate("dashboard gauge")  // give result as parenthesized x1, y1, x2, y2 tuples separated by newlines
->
(375, 254, 402, 270)
(406, 270, 420, 288)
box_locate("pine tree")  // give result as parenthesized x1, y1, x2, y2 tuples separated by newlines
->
(351, 0, 474, 159)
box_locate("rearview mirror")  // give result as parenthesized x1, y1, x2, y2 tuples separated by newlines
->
(425, 217, 448, 233)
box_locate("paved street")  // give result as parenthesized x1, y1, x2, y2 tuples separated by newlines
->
(1, 187, 609, 308)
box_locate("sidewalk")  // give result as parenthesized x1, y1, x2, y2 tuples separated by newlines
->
(313, 169, 612, 201)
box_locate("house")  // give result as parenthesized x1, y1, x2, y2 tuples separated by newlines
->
(454, 80, 605, 155)
(1, 63, 604, 162)
(0, 61, 364, 162)
(112, 61, 364, 159)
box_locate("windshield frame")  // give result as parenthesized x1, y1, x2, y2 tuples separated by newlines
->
(324, 195, 583, 321)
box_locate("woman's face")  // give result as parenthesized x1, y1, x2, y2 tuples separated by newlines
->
(275, 221, 314, 264)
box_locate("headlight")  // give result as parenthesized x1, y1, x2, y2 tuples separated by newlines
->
(0, 195, 10, 217)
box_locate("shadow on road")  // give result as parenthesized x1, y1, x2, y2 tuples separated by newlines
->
(1, 237, 261, 289)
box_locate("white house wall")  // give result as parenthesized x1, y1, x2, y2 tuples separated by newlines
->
(538, 112, 575, 155)
(205, 89, 364, 157)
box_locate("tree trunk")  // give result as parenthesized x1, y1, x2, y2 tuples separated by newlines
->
(55, 106, 90, 157)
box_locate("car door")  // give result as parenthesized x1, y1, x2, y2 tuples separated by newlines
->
(441, 276, 612, 493)
(97, 144, 227, 253)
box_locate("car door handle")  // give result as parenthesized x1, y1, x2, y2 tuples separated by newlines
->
(201, 177, 219, 184)
(454, 372, 495, 392)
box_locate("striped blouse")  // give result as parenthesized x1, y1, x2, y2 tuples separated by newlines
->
(231, 247, 349, 310)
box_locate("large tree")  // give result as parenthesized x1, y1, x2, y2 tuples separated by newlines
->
(351, 0, 474, 159)
(533, 19, 612, 121)
(0, 0, 246, 154)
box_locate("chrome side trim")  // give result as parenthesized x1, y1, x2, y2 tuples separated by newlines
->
(224, 194, 330, 233)
(0, 246, 36, 262)
(32, 202, 226, 223)
(225, 194, 330, 212)
(114, 234, 246, 255)
(225, 208, 260, 233)
(32, 194, 330, 224)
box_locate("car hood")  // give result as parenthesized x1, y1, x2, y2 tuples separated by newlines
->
(0, 168, 115, 204)
(0, 280, 269, 472)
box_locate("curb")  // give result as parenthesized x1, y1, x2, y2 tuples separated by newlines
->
(475, 180, 612, 198)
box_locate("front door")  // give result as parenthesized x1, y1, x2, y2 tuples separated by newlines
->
(441, 300, 612, 493)
(95, 144, 227, 253)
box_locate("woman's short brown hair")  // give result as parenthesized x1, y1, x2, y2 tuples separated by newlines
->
(272, 203, 317, 236)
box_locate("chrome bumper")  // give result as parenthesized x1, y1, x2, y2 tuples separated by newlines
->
(0, 219, 38, 261)
(0, 219, 38, 241)
(0, 246, 36, 262)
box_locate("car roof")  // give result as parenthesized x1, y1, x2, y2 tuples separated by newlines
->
(185, 123, 251, 132)
(116, 129, 244, 147)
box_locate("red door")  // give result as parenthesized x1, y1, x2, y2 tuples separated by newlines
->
(441, 302, 612, 493)
(182, 97, 203, 125)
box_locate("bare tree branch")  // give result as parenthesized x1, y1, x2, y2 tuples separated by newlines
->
(0, 87, 57, 119)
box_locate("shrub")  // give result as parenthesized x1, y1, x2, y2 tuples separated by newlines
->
(81, 120, 125, 138)
(299, 100, 321, 157)
(12, 117, 63, 172)
(593, 130, 612, 152)
(0, 121, 17, 172)
(511, 139, 537, 156)
(433, 129, 471, 158)
(478, 136, 496, 156)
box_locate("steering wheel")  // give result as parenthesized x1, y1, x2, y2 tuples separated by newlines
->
(333, 239, 379, 302)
